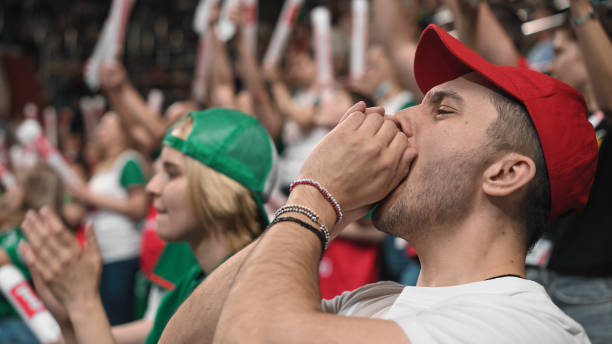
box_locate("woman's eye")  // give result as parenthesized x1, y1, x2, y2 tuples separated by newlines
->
(165, 170, 179, 179)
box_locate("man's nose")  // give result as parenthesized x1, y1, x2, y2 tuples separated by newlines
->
(386, 107, 415, 138)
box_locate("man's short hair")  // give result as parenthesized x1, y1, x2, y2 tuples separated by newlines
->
(486, 92, 551, 250)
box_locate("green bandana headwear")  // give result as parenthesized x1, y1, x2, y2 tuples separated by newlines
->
(163, 108, 278, 225)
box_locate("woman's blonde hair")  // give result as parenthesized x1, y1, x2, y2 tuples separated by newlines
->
(172, 117, 263, 252)
(186, 158, 262, 251)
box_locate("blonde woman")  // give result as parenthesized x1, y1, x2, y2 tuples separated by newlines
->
(19, 108, 277, 344)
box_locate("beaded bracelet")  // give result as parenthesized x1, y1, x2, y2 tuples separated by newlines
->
(289, 179, 343, 224)
(268, 216, 327, 258)
(274, 204, 319, 224)
(273, 205, 330, 251)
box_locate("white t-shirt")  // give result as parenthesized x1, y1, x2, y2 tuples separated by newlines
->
(88, 150, 144, 263)
(321, 277, 590, 344)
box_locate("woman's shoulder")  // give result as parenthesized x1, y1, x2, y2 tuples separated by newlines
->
(117, 149, 144, 166)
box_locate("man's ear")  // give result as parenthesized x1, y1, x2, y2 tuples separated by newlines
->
(482, 153, 536, 197)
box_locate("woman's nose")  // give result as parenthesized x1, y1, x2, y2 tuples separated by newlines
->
(145, 173, 161, 195)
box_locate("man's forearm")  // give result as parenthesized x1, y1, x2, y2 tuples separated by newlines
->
(159, 240, 259, 343)
(212, 189, 409, 343)
(214, 224, 322, 343)
(214, 189, 333, 343)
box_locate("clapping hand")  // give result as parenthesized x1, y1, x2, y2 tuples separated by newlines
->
(19, 207, 103, 314)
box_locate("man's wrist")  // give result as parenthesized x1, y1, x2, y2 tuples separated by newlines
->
(286, 186, 338, 232)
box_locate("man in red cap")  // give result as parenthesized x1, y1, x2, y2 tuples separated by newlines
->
(161, 24, 597, 343)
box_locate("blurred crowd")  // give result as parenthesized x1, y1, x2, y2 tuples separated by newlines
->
(0, 0, 611, 343)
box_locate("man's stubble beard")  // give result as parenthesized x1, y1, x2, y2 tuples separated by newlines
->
(373, 149, 487, 240)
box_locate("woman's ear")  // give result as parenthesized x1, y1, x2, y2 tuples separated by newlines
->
(482, 152, 536, 197)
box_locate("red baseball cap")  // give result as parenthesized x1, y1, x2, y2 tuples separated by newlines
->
(413, 24, 598, 222)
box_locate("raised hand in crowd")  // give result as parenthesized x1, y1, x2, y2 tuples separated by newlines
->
(263, 60, 318, 131)
(207, 2, 237, 109)
(98, 62, 158, 154)
(569, 0, 612, 118)
(443, 0, 521, 66)
(99, 62, 128, 92)
(230, 2, 283, 140)
(373, 0, 422, 100)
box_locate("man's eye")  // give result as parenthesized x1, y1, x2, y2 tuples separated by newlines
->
(436, 107, 453, 115)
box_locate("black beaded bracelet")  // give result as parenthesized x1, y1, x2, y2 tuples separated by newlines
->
(268, 216, 327, 258)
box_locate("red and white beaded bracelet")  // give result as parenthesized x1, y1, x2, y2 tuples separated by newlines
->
(289, 179, 343, 225)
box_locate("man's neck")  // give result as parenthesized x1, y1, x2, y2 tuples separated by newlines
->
(411, 212, 526, 287)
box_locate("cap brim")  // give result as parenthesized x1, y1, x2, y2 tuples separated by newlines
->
(414, 24, 516, 99)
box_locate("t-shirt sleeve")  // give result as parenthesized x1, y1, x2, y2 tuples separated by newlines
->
(120, 159, 146, 189)
(321, 281, 405, 316)
(390, 294, 588, 344)
(320, 292, 347, 314)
